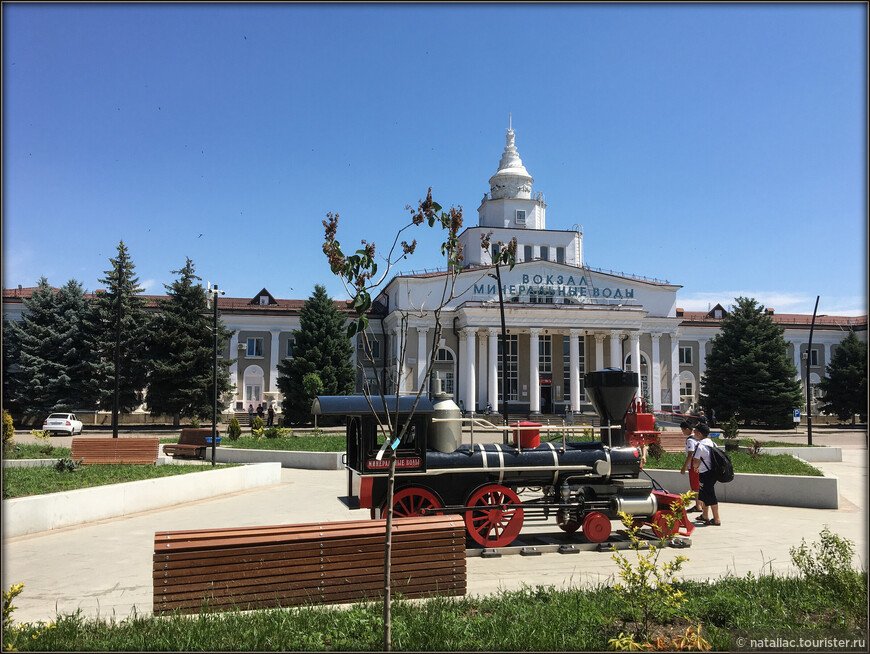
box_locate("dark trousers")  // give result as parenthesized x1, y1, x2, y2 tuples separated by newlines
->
(698, 469, 718, 506)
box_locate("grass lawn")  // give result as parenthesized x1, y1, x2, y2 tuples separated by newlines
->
(4, 571, 865, 651)
(160, 435, 346, 452)
(739, 437, 818, 447)
(645, 450, 823, 476)
(3, 443, 72, 459)
(2, 463, 237, 500)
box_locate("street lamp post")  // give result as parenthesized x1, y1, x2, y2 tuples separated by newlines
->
(208, 282, 225, 467)
(806, 296, 820, 446)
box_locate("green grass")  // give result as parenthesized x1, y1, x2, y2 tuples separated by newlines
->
(159, 435, 347, 452)
(2, 443, 71, 459)
(739, 437, 818, 447)
(2, 463, 237, 500)
(645, 450, 823, 476)
(4, 572, 865, 651)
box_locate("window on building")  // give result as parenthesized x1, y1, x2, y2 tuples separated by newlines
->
(625, 353, 651, 405)
(562, 335, 586, 403)
(259, 295, 270, 306)
(286, 338, 295, 358)
(359, 337, 380, 359)
(515, 209, 526, 225)
(713, 309, 723, 319)
(246, 337, 264, 357)
(524, 245, 533, 262)
(497, 334, 518, 402)
(809, 349, 819, 366)
(556, 247, 565, 263)
(435, 371, 454, 395)
(539, 335, 552, 374)
(540, 246, 549, 261)
(492, 243, 500, 260)
(680, 381, 694, 400)
(435, 348, 454, 361)
(679, 346, 693, 365)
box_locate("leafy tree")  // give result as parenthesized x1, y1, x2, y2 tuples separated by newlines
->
(146, 258, 233, 425)
(700, 297, 803, 428)
(818, 331, 867, 423)
(276, 284, 354, 424)
(89, 241, 151, 412)
(3, 278, 99, 417)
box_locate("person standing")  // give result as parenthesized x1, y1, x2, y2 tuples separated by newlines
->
(679, 420, 702, 513)
(256, 404, 265, 422)
(248, 404, 254, 425)
(267, 404, 275, 426)
(692, 423, 722, 526)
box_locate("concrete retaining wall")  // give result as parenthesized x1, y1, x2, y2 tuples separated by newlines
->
(746, 446, 842, 462)
(644, 467, 839, 509)
(166, 445, 344, 470)
(3, 462, 282, 538)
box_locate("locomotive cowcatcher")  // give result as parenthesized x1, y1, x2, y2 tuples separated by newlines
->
(312, 369, 693, 548)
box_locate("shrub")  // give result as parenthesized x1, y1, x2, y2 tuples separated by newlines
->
(721, 415, 739, 440)
(189, 415, 201, 428)
(2, 410, 14, 449)
(647, 440, 665, 460)
(54, 457, 83, 473)
(251, 416, 264, 432)
(263, 427, 288, 439)
(227, 417, 242, 441)
(790, 527, 863, 605)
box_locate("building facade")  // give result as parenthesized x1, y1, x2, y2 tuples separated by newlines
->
(2, 126, 866, 418)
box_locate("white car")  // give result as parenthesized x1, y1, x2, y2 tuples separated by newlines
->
(43, 413, 83, 436)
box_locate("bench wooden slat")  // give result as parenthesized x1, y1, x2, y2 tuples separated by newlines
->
(70, 438, 159, 465)
(153, 516, 466, 614)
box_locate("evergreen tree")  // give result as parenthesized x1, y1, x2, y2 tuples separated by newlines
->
(818, 331, 868, 423)
(276, 284, 354, 424)
(700, 297, 803, 427)
(3, 278, 98, 416)
(146, 258, 233, 424)
(90, 241, 151, 412)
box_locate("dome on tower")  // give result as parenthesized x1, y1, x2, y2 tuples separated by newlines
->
(488, 123, 534, 200)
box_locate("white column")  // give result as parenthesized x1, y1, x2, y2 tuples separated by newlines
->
(416, 327, 429, 392)
(670, 333, 681, 412)
(594, 332, 606, 371)
(229, 332, 239, 405)
(529, 328, 541, 414)
(697, 338, 709, 380)
(477, 331, 488, 409)
(269, 331, 280, 392)
(824, 342, 831, 368)
(458, 330, 467, 403)
(630, 332, 641, 398)
(393, 327, 405, 394)
(569, 329, 581, 413)
(464, 328, 477, 413)
(610, 330, 623, 368)
(488, 328, 499, 413)
(651, 333, 662, 411)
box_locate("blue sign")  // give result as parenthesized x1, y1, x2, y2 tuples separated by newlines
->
(793, 409, 801, 422)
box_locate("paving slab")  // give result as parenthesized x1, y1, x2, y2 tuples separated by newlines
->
(2, 444, 867, 626)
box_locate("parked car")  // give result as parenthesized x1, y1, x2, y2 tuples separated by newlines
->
(43, 413, 83, 436)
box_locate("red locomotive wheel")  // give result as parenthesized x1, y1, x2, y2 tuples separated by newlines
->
(391, 487, 444, 518)
(464, 484, 524, 548)
(581, 511, 612, 543)
(651, 510, 679, 539)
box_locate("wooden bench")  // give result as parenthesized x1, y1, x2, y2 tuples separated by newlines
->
(153, 515, 466, 615)
(163, 428, 213, 460)
(70, 437, 159, 465)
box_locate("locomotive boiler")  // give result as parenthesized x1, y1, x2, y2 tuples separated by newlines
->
(313, 368, 691, 548)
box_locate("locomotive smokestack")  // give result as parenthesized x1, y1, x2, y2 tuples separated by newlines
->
(584, 368, 639, 447)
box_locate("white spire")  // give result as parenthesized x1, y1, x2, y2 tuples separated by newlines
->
(489, 119, 533, 199)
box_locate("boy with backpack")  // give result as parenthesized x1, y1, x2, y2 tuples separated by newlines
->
(679, 420, 703, 513)
(692, 423, 722, 526)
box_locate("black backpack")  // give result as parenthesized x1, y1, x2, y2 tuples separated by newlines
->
(708, 445, 734, 483)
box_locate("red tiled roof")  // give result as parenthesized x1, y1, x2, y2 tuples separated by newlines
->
(677, 309, 866, 328)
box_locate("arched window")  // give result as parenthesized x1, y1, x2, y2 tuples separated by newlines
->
(432, 347, 456, 397)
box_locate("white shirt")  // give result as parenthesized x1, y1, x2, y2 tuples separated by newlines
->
(694, 437, 717, 473)
(685, 435, 698, 456)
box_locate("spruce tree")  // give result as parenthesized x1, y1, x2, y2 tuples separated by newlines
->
(146, 258, 233, 424)
(276, 284, 354, 424)
(700, 297, 803, 427)
(818, 331, 868, 423)
(3, 278, 98, 417)
(90, 241, 151, 412)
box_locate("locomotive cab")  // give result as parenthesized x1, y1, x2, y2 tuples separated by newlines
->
(312, 395, 433, 507)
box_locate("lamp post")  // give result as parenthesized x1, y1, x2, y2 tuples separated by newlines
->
(489, 263, 510, 442)
(208, 282, 225, 467)
(806, 296, 820, 446)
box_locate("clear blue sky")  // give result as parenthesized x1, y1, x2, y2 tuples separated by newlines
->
(3, 2, 867, 316)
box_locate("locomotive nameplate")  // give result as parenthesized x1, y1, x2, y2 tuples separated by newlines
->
(367, 457, 422, 470)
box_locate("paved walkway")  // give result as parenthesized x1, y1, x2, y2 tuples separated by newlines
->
(2, 432, 867, 625)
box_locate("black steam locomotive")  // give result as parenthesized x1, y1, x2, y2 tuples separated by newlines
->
(313, 369, 692, 548)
